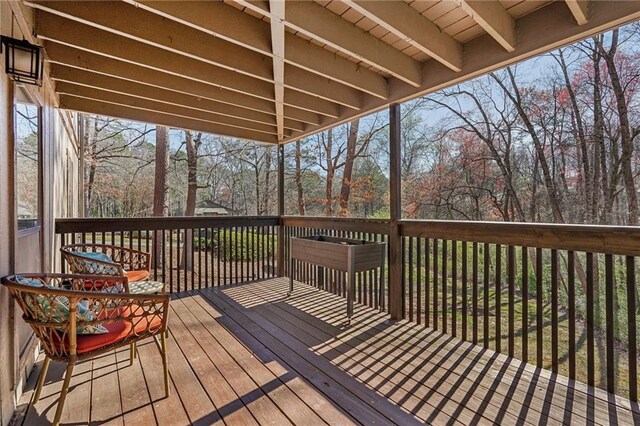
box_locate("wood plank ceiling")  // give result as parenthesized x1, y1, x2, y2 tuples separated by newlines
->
(26, 0, 640, 144)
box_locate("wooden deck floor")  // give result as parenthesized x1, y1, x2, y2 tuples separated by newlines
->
(15, 278, 640, 425)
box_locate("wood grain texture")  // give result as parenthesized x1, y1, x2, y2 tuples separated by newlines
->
(15, 278, 638, 426)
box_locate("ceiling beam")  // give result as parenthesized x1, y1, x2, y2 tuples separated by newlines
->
(124, 0, 389, 99)
(56, 82, 284, 137)
(29, 1, 362, 109)
(345, 0, 463, 72)
(287, 0, 640, 143)
(457, 0, 516, 52)
(43, 43, 320, 126)
(50, 64, 306, 133)
(35, 13, 342, 118)
(59, 95, 279, 143)
(236, 0, 423, 87)
(565, 0, 589, 25)
(269, 0, 285, 141)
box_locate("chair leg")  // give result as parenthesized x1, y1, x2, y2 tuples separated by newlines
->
(129, 343, 137, 365)
(53, 361, 75, 426)
(33, 356, 50, 403)
(160, 332, 170, 397)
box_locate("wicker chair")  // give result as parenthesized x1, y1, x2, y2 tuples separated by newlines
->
(1, 273, 169, 426)
(61, 244, 152, 283)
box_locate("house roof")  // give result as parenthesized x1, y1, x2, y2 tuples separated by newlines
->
(27, 0, 640, 144)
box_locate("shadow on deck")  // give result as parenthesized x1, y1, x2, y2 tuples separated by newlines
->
(14, 278, 640, 425)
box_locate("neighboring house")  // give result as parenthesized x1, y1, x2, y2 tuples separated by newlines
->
(194, 200, 236, 216)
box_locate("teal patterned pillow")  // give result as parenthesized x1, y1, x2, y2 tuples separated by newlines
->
(71, 251, 120, 275)
(16, 276, 108, 335)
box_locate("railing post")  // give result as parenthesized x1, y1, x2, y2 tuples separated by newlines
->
(389, 103, 403, 320)
(277, 144, 285, 277)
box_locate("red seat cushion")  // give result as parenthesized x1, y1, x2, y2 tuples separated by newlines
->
(54, 306, 164, 354)
(125, 270, 150, 282)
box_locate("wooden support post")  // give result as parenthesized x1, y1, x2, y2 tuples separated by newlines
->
(389, 103, 403, 320)
(277, 144, 285, 277)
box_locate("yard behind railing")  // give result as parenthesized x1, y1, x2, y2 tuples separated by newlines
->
(56, 216, 640, 401)
(56, 216, 280, 292)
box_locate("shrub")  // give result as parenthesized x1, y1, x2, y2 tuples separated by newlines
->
(195, 230, 276, 261)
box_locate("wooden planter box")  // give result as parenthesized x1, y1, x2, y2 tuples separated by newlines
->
(289, 235, 386, 321)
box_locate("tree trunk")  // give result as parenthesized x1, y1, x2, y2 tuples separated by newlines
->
(152, 125, 169, 269)
(338, 119, 360, 217)
(182, 131, 201, 271)
(295, 141, 305, 215)
(324, 129, 334, 216)
(598, 30, 639, 225)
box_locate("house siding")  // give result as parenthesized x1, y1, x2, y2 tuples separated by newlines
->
(0, 3, 80, 424)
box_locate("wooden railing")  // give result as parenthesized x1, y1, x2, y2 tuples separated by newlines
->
(55, 215, 640, 401)
(399, 219, 640, 402)
(55, 216, 279, 292)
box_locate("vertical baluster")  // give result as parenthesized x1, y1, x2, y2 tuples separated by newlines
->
(197, 228, 202, 290)
(442, 239, 448, 335)
(567, 251, 575, 379)
(236, 226, 240, 284)
(177, 229, 182, 293)
(472, 242, 478, 345)
(216, 227, 221, 286)
(251, 225, 256, 281)
(452, 240, 457, 338)
(605, 254, 615, 393)
(271, 225, 276, 278)
(586, 252, 595, 386)
(508, 245, 515, 358)
(536, 247, 543, 368)
(204, 228, 209, 289)
(551, 249, 559, 373)
(425, 238, 430, 328)
(152, 230, 158, 281)
(495, 244, 501, 353)
(626, 256, 637, 402)
(261, 225, 266, 280)
(522, 247, 529, 363)
(185, 229, 190, 290)
(484, 242, 490, 348)
(161, 230, 166, 287)
(400, 237, 405, 318)
(462, 242, 468, 341)
(191, 228, 196, 290)
(417, 238, 422, 325)
(169, 229, 174, 293)
(408, 237, 414, 322)
(433, 239, 439, 330)
(222, 227, 227, 285)
(61, 233, 67, 273)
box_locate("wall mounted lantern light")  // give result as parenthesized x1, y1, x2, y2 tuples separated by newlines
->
(1, 36, 43, 86)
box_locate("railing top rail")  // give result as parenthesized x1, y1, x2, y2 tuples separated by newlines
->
(281, 216, 390, 234)
(400, 220, 640, 256)
(55, 216, 280, 233)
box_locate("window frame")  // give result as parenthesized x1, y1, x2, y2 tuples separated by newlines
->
(13, 84, 43, 238)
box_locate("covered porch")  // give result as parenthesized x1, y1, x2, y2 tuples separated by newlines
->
(17, 278, 636, 425)
(2, 0, 640, 424)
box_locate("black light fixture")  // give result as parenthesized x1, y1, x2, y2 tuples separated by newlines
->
(1, 36, 43, 86)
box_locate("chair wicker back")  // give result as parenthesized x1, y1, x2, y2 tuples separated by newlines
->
(61, 243, 151, 278)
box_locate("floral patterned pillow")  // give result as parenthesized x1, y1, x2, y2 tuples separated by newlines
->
(71, 251, 120, 276)
(16, 276, 108, 335)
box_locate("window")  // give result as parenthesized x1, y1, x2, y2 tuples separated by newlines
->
(15, 87, 41, 231)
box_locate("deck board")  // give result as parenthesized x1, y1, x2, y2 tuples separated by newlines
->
(14, 278, 640, 425)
